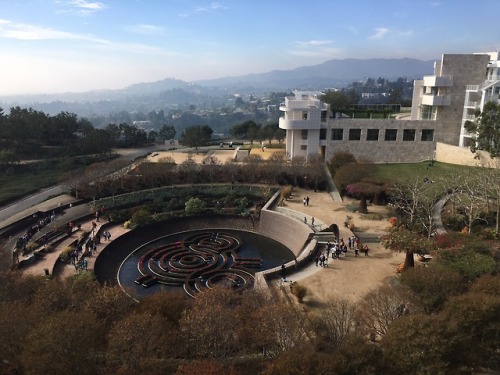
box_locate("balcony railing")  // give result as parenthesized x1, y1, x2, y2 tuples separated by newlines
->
(464, 101, 478, 108)
(422, 94, 451, 106)
(466, 85, 480, 91)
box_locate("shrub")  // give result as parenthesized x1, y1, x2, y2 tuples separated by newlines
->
(280, 186, 292, 200)
(59, 246, 74, 263)
(361, 213, 384, 221)
(185, 197, 207, 216)
(329, 151, 356, 170)
(24, 242, 39, 253)
(291, 283, 307, 303)
(439, 250, 496, 280)
(334, 164, 373, 195)
(130, 209, 152, 229)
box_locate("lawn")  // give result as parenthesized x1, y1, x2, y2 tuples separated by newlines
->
(367, 161, 478, 184)
(0, 158, 96, 206)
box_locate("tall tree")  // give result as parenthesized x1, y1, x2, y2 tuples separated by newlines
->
(321, 89, 359, 115)
(180, 125, 213, 153)
(464, 101, 500, 157)
(159, 124, 176, 140)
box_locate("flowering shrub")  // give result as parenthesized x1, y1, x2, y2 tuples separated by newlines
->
(388, 217, 398, 227)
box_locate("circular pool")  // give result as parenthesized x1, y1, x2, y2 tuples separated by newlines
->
(113, 227, 294, 299)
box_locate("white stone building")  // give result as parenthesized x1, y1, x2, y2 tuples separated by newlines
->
(279, 52, 500, 163)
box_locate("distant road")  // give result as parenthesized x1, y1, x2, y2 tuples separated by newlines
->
(0, 144, 165, 224)
(0, 185, 64, 224)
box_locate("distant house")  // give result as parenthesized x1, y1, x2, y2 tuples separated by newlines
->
(279, 52, 500, 164)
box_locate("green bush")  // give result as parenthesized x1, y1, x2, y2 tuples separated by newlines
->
(185, 197, 207, 216)
(439, 250, 496, 280)
(130, 209, 152, 229)
(59, 246, 75, 263)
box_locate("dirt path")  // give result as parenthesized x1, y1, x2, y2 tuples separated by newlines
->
(277, 188, 405, 304)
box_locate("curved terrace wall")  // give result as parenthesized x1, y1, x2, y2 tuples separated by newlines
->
(258, 192, 313, 257)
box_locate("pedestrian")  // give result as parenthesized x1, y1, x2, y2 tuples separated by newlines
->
(315, 256, 319, 267)
(363, 245, 369, 256)
(355, 247, 359, 257)
(319, 254, 325, 267)
(304, 216, 307, 223)
(311, 217, 315, 226)
(306, 196, 310, 206)
(303, 197, 306, 206)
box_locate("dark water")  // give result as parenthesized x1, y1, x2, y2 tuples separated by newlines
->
(118, 229, 294, 299)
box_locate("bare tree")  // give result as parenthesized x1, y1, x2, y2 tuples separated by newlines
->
(478, 157, 500, 234)
(453, 168, 488, 233)
(356, 285, 416, 340)
(309, 298, 356, 348)
(389, 175, 446, 239)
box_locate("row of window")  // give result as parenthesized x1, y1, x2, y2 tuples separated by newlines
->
(330, 128, 434, 142)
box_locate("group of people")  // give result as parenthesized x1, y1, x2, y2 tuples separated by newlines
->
(14, 211, 59, 257)
(72, 226, 112, 273)
(314, 237, 370, 266)
(302, 196, 310, 206)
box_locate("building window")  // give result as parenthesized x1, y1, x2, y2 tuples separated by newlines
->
(366, 129, 379, 141)
(320, 128, 327, 140)
(403, 129, 416, 141)
(349, 129, 361, 141)
(331, 128, 343, 140)
(385, 129, 397, 141)
(301, 129, 308, 140)
(300, 145, 307, 151)
(302, 111, 308, 120)
(421, 105, 437, 120)
(421, 129, 434, 141)
(321, 110, 327, 122)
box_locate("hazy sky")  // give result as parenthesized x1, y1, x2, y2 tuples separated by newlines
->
(1, 0, 499, 95)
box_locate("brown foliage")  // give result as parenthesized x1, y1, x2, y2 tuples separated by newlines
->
(334, 163, 373, 194)
(85, 285, 137, 327)
(380, 314, 449, 375)
(261, 346, 335, 375)
(105, 312, 180, 374)
(20, 310, 105, 375)
(400, 265, 465, 313)
(329, 151, 357, 170)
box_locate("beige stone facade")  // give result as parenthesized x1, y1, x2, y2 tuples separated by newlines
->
(325, 119, 436, 163)
(435, 142, 499, 168)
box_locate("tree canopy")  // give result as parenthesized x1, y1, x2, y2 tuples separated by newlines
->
(180, 125, 213, 152)
(464, 101, 500, 157)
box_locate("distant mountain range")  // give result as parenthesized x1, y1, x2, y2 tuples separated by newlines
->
(0, 57, 435, 115)
(194, 57, 435, 89)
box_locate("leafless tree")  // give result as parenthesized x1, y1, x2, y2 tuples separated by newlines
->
(356, 285, 417, 340)
(309, 298, 356, 348)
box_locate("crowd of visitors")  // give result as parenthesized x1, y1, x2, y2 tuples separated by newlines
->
(314, 236, 369, 266)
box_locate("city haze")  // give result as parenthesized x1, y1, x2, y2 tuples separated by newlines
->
(1, 0, 499, 95)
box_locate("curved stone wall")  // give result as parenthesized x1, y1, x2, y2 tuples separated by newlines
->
(259, 209, 312, 257)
